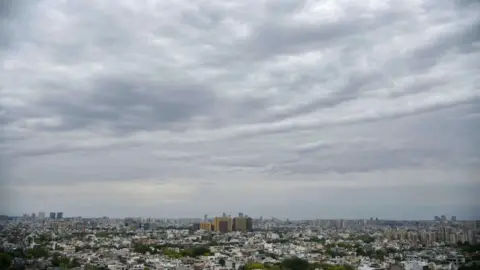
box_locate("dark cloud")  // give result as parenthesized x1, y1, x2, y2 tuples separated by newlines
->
(278, 147, 476, 175)
(0, 0, 39, 52)
(39, 78, 217, 132)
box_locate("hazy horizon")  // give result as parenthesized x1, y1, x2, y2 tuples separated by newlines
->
(1, 0, 479, 220)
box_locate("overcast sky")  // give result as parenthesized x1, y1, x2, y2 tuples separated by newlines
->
(1, 0, 479, 220)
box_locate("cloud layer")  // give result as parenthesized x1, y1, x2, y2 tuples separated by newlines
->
(1, 0, 479, 219)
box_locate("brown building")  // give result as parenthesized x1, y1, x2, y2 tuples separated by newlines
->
(233, 217, 247, 232)
(214, 217, 232, 233)
(200, 222, 212, 231)
(218, 220, 229, 233)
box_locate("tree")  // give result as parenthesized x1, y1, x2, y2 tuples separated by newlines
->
(0, 253, 13, 270)
(219, 258, 226, 267)
(281, 257, 309, 270)
(375, 249, 386, 260)
(245, 263, 264, 270)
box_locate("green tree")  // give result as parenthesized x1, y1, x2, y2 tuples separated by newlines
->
(0, 253, 13, 270)
(375, 249, 386, 260)
(281, 257, 309, 270)
(245, 263, 264, 270)
(219, 258, 226, 266)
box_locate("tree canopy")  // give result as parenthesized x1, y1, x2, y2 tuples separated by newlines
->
(0, 253, 13, 270)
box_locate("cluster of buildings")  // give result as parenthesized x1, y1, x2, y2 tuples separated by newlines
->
(385, 227, 477, 247)
(434, 216, 456, 222)
(193, 213, 253, 233)
(21, 211, 64, 220)
(1, 212, 478, 270)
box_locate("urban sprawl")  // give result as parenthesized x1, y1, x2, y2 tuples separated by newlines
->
(0, 213, 479, 270)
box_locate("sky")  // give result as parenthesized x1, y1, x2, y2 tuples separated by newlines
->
(1, 0, 479, 220)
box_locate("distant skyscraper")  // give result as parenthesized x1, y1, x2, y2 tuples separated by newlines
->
(218, 220, 229, 233)
(204, 214, 208, 221)
(246, 217, 253, 232)
(451, 216, 457, 221)
(214, 216, 232, 233)
(233, 217, 247, 232)
(56, 212, 63, 220)
(49, 212, 56, 219)
(200, 222, 212, 231)
(38, 212, 46, 219)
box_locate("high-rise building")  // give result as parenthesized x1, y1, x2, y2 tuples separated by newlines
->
(451, 216, 457, 221)
(246, 217, 253, 232)
(56, 212, 63, 220)
(218, 220, 229, 233)
(468, 230, 477, 245)
(233, 217, 247, 232)
(192, 223, 200, 231)
(200, 222, 212, 231)
(38, 212, 46, 219)
(214, 216, 232, 233)
(49, 212, 56, 219)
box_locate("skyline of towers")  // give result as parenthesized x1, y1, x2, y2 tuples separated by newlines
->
(196, 212, 253, 233)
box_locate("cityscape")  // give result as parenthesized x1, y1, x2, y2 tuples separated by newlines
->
(2, 0, 479, 269)
(1, 212, 479, 270)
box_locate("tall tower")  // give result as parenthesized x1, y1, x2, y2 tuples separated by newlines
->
(204, 214, 208, 222)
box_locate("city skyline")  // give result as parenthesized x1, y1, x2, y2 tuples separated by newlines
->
(5, 211, 480, 222)
(1, 0, 479, 220)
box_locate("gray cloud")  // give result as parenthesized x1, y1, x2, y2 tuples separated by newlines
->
(1, 0, 479, 219)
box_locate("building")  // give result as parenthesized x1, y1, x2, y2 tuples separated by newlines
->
(233, 217, 248, 232)
(192, 223, 200, 231)
(218, 220, 229, 233)
(214, 216, 232, 233)
(468, 230, 477, 244)
(38, 212, 46, 219)
(49, 212, 56, 219)
(200, 222, 212, 231)
(246, 217, 253, 232)
(452, 216, 457, 221)
(56, 212, 64, 220)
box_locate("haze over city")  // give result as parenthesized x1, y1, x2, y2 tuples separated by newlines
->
(1, 0, 479, 220)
